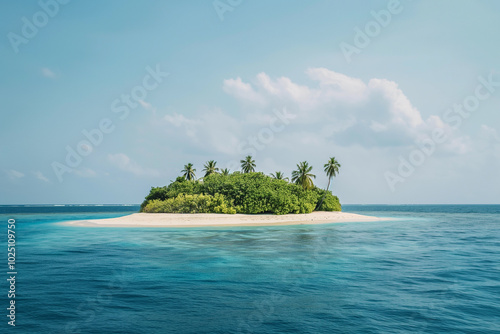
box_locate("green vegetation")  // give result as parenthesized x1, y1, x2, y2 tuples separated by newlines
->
(270, 171, 288, 181)
(143, 193, 236, 214)
(240, 155, 256, 173)
(141, 156, 342, 215)
(181, 163, 196, 181)
(291, 161, 316, 190)
(202, 160, 219, 177)
(316, 157, 341, 210)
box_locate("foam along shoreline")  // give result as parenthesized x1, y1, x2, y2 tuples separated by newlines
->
(62, 211, 389, 228)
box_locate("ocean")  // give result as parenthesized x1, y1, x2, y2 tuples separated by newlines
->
(0, 204, 499, 333)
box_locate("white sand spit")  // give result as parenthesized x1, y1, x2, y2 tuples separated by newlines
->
(62, 211, 389, 228)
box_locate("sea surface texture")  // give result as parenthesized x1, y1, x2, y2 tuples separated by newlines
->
(0, 204, 499, 333)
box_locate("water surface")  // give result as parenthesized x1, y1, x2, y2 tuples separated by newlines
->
(1, 204, 499, 333)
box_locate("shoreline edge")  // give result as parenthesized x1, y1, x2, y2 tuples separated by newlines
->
(61, 211, 390, 228)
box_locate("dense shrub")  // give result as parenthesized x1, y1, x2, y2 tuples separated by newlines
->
(140, 177, 200, 210)
(313, 187, 342, 211)
(142, 193, 236, 214)
(140, 186, 168, 211)
(140, 172, 341, 215)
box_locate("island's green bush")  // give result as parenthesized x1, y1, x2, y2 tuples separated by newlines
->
(142, 193, 236, 214)
(141, 186, 168, 209)
(140, 172, 341, 215)
(200, 173, 319, 214)
(313, 187, 342, 211)
(140, 177, 200, 210)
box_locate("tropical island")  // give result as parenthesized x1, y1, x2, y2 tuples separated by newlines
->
(64, 156, 389, 227)
(140, 156, 342, 215)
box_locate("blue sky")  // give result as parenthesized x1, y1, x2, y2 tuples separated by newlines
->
(1, 0, 499, 204)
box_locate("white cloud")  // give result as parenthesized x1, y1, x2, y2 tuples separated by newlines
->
(160, 68, 455, 159)
(154, 68, 496, 191)
(221, 68, 461, 149)
(256, 72, 316, 107)
(164, 113, 200, 139)
(108, 153, 160, 177)
(34, 171, 50, 182)
(367, 78, 424, 129)
(6, 169, 24, 179)
(41, 67, 56, 78)
(306, 68, 368, 104)
(223, 77, 266, 105)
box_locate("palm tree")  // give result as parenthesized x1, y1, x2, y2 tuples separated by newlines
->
(316, 157, 341, 210)
(270, 171, 288, 181)
(202, 160, 219, 177)
(291, 161, 316, 190)
(221, 168, 230, 176)
(240, 155, 256, 173)
(181, 163, 196, 181)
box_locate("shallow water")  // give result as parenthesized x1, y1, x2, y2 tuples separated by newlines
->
(1, 204, 499, 333)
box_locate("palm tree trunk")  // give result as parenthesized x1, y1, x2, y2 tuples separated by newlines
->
(316, 177, 331, 210)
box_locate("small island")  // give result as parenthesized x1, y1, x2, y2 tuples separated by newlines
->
(65, 156, 388, 227)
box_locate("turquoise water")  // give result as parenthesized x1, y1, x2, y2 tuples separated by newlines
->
(1, 205, 499, 333)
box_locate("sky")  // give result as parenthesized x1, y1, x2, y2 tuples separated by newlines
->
(1, 0, 499, 205)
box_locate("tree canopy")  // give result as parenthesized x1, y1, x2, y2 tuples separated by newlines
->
(142, 158, 341, 215)
(181, 163, 196, 181)
(291, 161, 316, 190)
(141, 172, 340, 215)
(202, 160, 219, 177)
(240, 155, 256, 173)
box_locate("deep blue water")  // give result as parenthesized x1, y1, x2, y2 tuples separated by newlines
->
(0, 205, 499, 333)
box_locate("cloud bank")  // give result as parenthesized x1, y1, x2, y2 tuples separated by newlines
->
(162, 68, 475, 156)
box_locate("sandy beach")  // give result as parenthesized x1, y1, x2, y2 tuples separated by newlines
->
(63, 211, 388, 228)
